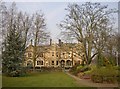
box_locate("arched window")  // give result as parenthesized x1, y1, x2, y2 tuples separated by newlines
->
(61, 60, 65, 68)
(66, 60, 71, 66)
(61, 60, 65, 64)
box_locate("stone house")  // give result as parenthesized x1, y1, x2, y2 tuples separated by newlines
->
(24, 39, 84, 68)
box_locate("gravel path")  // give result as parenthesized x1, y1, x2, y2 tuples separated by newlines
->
(66, 72, 119, 88)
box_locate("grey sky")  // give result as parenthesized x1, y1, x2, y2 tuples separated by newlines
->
(5, 1, 118, 42)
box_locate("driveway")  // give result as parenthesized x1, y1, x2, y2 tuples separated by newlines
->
(66, 72, 119, 88)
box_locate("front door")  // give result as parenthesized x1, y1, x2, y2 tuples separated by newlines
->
(61, 60, 65, 68)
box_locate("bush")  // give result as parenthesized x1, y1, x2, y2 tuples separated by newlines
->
(70, 65, 91, 76)
(9, 71, 20, 77)
(77, 72, 85, 78)
(91, 66, 118, 83)
(89, 65, 97, 70)
(80, 66, 91, 72)
(70, 68, 79, 76)
(70, 64, 78, 72)
(117, 66, 120, 82)
(69, 64, 81, 75)
(6, 67, 27, 77)
(84, 70, 92, 75)
(77, 65, 84, 70)
(91, 75, 103, 83)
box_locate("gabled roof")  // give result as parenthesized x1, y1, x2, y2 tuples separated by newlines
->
(26, 42, 83, 53)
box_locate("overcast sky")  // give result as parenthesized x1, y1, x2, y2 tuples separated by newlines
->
(4, 1, 118, 42)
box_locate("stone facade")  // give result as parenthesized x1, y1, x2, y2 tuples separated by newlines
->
(24, 39, 84, 68)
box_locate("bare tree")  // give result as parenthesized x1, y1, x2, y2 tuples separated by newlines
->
(1, 2, 50, 70)
(1, 2, 31, 76)
(31, 12, 50, 70)
(113, 33, 120, 66)
(1, 2, 33, 68)
(59, 2, 117, 65)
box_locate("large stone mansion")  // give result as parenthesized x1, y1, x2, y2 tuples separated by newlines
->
(24, 39, 84, 68)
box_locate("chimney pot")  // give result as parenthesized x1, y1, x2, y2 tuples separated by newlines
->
(50, 39, 52, 45)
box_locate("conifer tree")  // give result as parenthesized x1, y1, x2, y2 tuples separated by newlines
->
(2, 23, 24, 77)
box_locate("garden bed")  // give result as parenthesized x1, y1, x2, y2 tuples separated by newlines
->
(69, 64, 119, 84)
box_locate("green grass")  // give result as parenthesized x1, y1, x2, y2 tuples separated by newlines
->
(0, 74, 1, 88)
(2, 72, 87, 87)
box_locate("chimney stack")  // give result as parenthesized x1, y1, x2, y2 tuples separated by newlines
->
(50, 39, 52, 45)
(58, 39, 62, 46)
(31, 39, 33, 45)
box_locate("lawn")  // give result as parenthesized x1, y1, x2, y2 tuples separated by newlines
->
(0, 74, 1, 88)
(2, 72, 87, 87)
